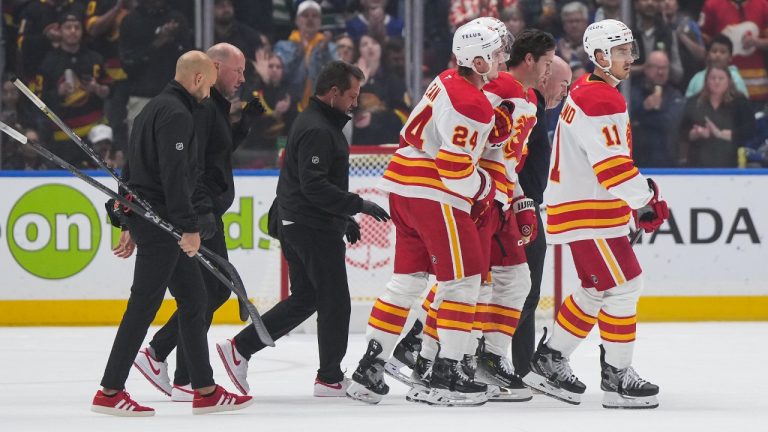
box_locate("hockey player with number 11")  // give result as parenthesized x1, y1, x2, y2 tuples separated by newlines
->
(522, 19, 670, 409)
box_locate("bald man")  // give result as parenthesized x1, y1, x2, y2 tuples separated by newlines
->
(513, 56, 572, 377)
(540, 55, 573, 109)
(92, 50, 253, 417)
(135, 43, 260, 402)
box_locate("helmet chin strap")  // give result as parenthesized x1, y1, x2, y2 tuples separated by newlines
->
(598, 53, 623, 85)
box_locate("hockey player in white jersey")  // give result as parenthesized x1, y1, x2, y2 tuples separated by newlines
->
(522, 19, 669, 409)
(346, 22, 511, 406)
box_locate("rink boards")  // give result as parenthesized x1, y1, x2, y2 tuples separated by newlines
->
(0, 169, 766, 325)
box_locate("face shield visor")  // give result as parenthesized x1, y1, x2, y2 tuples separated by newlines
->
(610, 41, 640, 63)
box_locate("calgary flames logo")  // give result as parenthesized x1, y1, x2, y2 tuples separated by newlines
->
(345, 187, 394, 270)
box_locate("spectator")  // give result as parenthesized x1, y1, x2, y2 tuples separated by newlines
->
(16, 0, 86, 81)
(501, 4, 527, 36)
(2, 77, 21, 126)
(630, 50, 685, 167)
(346, 0, 403, 42)
(631, 0, 684, 84)
(686, 34, 749, 98)
(2, 128, 52, 170)
(37, 13, 110, 167)
(661, 0, 706, 86)
(699, 0, 768, 105)
(351, 93, 401, 145)
(679, 65, 756, 167)
(213, 0, 260, 61)
(87, 124, 122, 168)
(356, 34, 406, 111)
(556, 2, 590, 71)
(333, 33, 356, 63)
(85, 0, 134, 154)
(235, 53, 296, 168)
(448, 0, 517, 31)
(274, 0, 334, 111)
(594, 0, 621, 22)
(119, 0, 191, 133)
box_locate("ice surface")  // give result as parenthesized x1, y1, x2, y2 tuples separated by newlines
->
(1, 323, 766, 432)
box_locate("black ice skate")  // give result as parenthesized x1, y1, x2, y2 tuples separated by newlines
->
(522, 328, 586, 405)
(475, 338, 532, 402)
(426, 356, 488, 407)
(346, 339, 389, 404)
(405, 354, 432, 404)
(599, 345, 659, 409)
(385, 320, 423, 387)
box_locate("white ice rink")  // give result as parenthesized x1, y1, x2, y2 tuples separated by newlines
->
(1, 322, 766, 432)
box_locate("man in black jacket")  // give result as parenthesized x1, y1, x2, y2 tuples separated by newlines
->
(131, 43, 256, 402)
(217, 61, 390, 397)
(512, 55, 572, 377)
(92, 51, 252, 416)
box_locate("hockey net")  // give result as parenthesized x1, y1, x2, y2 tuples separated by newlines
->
(279, 145, 559, 332)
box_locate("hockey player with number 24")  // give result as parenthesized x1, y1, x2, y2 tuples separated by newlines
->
(346, 22, 508, 407)
(522, 19, 670, 409)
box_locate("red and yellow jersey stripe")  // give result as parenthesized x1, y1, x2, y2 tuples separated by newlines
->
(593, 155, 640, 190)
(381, 153, 473, 205)
(546, 199, 631, 235)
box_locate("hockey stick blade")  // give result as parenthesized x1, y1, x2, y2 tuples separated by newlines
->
(0, 121, 275, 347)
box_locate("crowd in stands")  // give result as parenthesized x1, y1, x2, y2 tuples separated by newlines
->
(2, 0, 768, 171)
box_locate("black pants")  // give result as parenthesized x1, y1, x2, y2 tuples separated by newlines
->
(233, 223, 351, 383)
(100, 216, 215, 390)
(512, 206, 546, 376)
(149, 217, 231, 386)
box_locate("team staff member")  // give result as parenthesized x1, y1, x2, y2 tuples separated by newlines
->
(131, 43, 259, 402)
(217, 61, 391, 397)
(92, 51, 252, 417)
(512, 56, 572, 377)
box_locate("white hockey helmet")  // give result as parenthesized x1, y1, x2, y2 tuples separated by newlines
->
(583, 19, 638, 76)
(468, 17, 514, 62)
(453, 22, 503, 77)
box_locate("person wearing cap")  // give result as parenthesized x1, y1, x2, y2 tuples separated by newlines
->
(87, 124, 123, 169)
(16, 0, 86, 81)
(36, 12, 111, 167)
(273, 0, 334, 111)
(213, 0, 261, 61)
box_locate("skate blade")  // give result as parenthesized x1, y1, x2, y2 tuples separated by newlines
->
(487, 385, 533, 402)
(425, 388, 488, 407)
(405, 386, 431, 404)
(346, 382, 384, 405)
(384, 361, 415, 388)
(522, 372, 581, 405)
(602, 392, 659, 409)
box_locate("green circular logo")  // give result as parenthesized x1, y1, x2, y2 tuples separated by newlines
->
(7, 184, 101, 279)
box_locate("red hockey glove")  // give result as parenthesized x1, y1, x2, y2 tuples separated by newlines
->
(471, 168, 497, 226)
(488, 101, 514, 149)
(512, 196, 537, 243)
(633, 178, 670, 233)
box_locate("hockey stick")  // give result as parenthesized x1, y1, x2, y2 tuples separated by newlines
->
(630, 229, 642, 245)
(0, 121, 275, 347)
(15, 78, 252, 322)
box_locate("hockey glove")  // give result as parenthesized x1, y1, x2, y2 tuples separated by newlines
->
(471, 167, 497, 224)
(633, 178, 669, 233)
(361, 200, 391, 222)
(198, 212, 218, 240)
(346, 217, 361, 244)
(512, 196, 537, 243)
(105, 199, 124, 229)
(488, 100, 515, 149)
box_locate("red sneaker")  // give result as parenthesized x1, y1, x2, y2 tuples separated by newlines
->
(192, 385, 254, 415)
(91, 390, 155, 417)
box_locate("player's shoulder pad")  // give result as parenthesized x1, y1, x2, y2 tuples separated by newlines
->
(440, 70, 494, 123)
(569, 75, 626, 117)
(483, 71, 525, 100)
